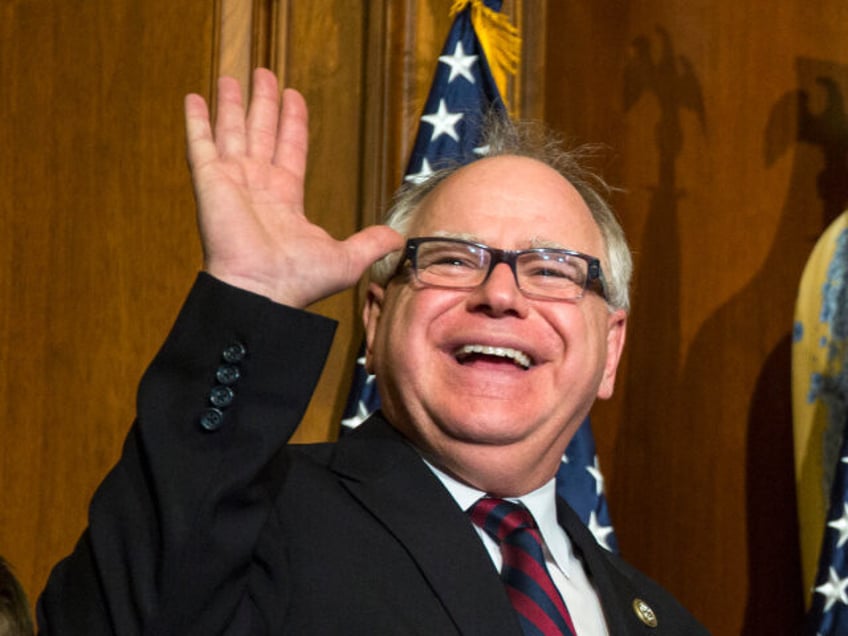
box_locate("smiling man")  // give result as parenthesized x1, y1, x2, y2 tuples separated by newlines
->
(364, 152, 627, 500)
(38, 69, 708, 635)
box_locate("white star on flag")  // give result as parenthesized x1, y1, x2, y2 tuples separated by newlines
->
(421, 99, 463, 143)
(404, 158, 435, 185)
(438, 41, 478, 84)
(340, 401, 371, 430)
(815, 566, 848, 612)
(586, 455, 605, 497)
(829, 503, 848, 549)
(341, 357, 375, 429)
(588, 510, 615, 551)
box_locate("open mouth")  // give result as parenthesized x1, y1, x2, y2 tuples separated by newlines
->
(454, 344, 533, 370)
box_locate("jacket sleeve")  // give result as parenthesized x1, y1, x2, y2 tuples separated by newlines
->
(37, 273, 337, 636)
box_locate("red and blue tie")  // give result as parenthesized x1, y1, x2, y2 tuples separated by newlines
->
(469, 497, 577, 635)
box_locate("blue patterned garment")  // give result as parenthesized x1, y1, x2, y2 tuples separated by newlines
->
(794, 212, 848, 634)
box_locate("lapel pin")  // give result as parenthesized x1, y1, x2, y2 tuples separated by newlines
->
(632, 598, 658, 627)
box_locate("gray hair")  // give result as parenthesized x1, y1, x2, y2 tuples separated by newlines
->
(0, 557, 33, 636)
(371, 115, 633, 311)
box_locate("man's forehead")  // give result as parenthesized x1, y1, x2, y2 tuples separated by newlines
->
(417, 157, 588, 212)
(426, 230, 574, 250)
(403, 155, 602, 248)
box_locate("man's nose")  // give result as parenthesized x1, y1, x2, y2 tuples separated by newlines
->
(466, 262, 529, 317)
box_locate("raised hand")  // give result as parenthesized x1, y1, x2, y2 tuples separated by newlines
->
(184, 68, 403, 308)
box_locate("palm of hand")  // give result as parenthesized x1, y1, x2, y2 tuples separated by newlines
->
(185, 69, 403, 307)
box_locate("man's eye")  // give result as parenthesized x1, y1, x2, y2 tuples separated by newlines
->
(528, 264, 583, 280)
(428, 253, 477, 268)
(530, 266, 571, 278)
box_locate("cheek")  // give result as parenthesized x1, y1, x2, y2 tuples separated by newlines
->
(546, 308, 608, 376)
(375, 290, 463, 385)
(373, 292, 430, 376)
(383, 289, 459, 340)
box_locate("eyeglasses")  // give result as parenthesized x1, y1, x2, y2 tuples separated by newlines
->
(393, 237, 608, 302)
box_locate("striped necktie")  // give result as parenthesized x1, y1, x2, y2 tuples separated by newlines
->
(469, 497, 577, 636)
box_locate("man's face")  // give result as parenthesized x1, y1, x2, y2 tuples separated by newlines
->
(363, 155, 627, 493)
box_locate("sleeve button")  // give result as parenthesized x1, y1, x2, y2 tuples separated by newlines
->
(215, 364, 241, 385)
(199, 407, 225, 432)
(222, 341, 247, 363)
(209, 385, 235, 408)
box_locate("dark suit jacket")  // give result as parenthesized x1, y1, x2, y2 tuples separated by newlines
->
(38, 274, 708, 635)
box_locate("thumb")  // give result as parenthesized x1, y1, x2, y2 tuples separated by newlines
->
(341, 225, 405, 284)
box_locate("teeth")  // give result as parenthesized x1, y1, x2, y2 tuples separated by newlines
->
(456, 344, 532, 369)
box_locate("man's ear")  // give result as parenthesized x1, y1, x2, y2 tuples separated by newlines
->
(362, 282, 386, 375)
(597, 309, 627, 400)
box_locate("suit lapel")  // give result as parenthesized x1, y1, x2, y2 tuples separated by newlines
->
(557, 498, 646, 635)
(330, 414, 521, 636)
(331, 415, 668, 634)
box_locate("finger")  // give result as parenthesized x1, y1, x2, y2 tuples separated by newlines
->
(184, 93, 216, 169)
(214, 76, 247, 157)
(246, 68, 281, 161)
(273, 88, 309, 182)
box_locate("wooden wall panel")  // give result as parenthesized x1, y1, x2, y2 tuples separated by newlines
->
(544, 2, 848, 633)
(0, 0, 213, 605)
(283, 0, 372, 442)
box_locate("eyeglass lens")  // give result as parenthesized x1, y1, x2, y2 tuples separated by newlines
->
(413, 240, 590, 300)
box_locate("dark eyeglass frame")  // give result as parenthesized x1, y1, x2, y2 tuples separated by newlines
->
(392, 236, 608, 302)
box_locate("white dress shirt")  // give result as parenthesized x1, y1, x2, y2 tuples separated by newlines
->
(424, 460, 610, 635)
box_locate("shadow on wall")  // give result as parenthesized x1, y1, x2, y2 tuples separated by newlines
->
(616, 22, 708, 620)
(750, 58, 848, 634)
(615, 25, 847, 632)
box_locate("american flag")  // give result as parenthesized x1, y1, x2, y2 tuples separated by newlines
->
(808, 416, 848, 634)
(341, 0, 618, 552)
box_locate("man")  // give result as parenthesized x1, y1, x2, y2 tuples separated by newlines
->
(38, 69, 708, 634)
